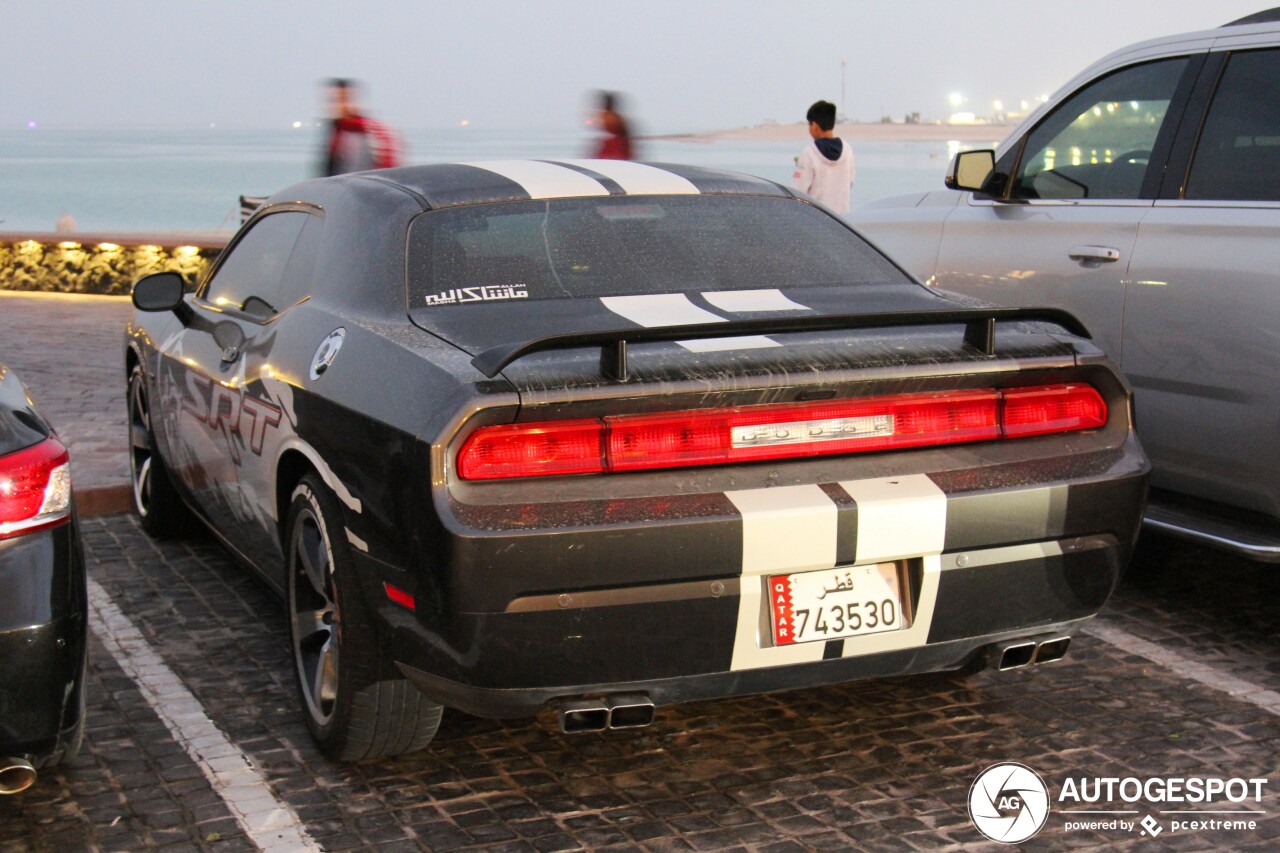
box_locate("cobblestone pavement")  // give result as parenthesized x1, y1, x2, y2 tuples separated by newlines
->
(2, 293, 1279, 851)
(1, 516, 1277, 852)
(0, 292, 133, 493)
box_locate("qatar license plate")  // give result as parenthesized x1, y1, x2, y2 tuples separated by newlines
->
(769, 563, 904, 646)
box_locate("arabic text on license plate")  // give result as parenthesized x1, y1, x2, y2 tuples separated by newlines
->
(769, 563, 903, 646)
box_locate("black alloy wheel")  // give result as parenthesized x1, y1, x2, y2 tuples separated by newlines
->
(127, 363, 189, 537)
(285, 473, 442, 760)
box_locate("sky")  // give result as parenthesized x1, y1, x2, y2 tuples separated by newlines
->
(4, 0, 1272, 133)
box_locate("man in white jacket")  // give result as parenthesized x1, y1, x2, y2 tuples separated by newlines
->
(792, 100, 855, 214)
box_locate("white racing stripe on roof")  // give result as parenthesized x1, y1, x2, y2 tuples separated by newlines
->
(462, 160, 609, 199)
(702, 289, 810, 313)
(600, 294, 778, 352)
(561, 159, 700, 195)
(88, 578, 322, 853)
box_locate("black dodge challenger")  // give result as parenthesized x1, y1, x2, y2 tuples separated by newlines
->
(125, 159, 1148, 760)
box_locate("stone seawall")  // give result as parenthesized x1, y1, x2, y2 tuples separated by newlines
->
(0, 232, 229, 296)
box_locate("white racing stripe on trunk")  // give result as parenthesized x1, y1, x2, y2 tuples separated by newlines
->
(600, 294, 778, 352)
(836, 475, 947, 660)
(462, 160, 609, 199)
(727, 475, 950, 671)
(560, 159, 700, 194)
(839, 475, 947, 563)
(88, 579, 323, 853)
(601, 293, 724, 327)
(701, 289, 809, 313)
(727, 485, 837, 670)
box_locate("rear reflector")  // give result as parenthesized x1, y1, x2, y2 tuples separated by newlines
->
(0, 437, 72, 539)
(457, 384, 1106, 480)
(383, 582, 416, 611)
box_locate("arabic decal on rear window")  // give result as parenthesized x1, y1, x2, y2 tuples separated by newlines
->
(424, 284, 529, 307)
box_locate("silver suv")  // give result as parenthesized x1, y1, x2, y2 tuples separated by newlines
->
(850, 10, 1280, 559)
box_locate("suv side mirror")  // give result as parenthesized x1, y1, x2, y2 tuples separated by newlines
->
(132, 271, 193, 324)
(946, 150, 999, 193)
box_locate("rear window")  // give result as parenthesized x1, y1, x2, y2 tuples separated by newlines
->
(407, 195, 903, 308)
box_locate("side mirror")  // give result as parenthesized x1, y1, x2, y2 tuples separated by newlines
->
(132, 272, 186, 312)
(946, 150, 998, 192)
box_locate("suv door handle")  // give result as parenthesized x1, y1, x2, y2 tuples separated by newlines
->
(1069, 245, 1121, 264)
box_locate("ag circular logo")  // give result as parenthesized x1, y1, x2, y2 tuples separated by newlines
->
(968, 762, 1051, 844)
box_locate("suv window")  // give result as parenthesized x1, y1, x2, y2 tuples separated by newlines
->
(202, 211, 310, 320)
(1186, 48, 1280, 201)
(1011, 58, 1189, 201)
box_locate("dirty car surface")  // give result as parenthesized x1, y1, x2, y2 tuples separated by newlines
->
(125, 159, 1149, 760)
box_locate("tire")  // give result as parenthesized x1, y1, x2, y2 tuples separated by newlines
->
(285, 474, 443, 761)
(128, 363, 192, 537)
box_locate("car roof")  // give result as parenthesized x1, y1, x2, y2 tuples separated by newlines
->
(1073, 14, 1280, 75)
(343, 159, 792, 211)
(993, 14, 1280, 159)
(1225, 7, 1280, 26)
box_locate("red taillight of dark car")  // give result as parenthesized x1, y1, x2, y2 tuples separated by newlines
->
(0, 437, 73, 539)
(456, 383, 1107, 481)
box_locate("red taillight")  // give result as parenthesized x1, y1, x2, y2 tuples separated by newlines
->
(606, 390, 1000, 471)
(1002, 383, 1107, 437)
(456, 384, 1107, 480)
(0, 437, 72, 539)
(456, 418, 604, 480)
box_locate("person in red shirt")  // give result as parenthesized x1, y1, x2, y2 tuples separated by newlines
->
(592, 91, 634, 160)
(321, 78, 403, 176)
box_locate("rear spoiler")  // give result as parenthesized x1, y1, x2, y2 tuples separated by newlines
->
(471, 306, 1091, 381)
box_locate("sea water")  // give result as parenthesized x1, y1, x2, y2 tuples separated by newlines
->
(0, 126, 969, 233)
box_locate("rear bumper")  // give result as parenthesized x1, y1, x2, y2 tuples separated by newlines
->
(376, 454, 1145, 718)
(0, 616, 87, 764)
(400, 617, 1096, 719)
(0, 521, 88, 765)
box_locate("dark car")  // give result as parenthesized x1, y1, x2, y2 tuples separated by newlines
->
(125, 159, 1148, 761)
(0, 365, 86, 794)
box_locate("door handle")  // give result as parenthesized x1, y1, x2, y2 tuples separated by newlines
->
(1068, 245, 1121, 264)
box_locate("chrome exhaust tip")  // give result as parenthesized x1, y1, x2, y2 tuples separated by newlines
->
(606, 693, 655, 730)
(559, 693, 657, 733)
(1034, 635, 1071, 664)
(0, 757, 36, 795)
(559, 699, 609, 734)
(997, 641, 1037, 671)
